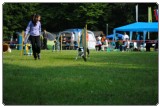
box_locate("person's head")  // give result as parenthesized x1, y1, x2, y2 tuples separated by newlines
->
(37, 14, 41, 21)
(96, 37, 99, 40)
(32, 14, 41, 26)
(35, 14, 40, 21)
(124, 32, 127, 35)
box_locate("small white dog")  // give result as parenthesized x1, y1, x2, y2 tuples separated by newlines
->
(75, 47, 90, 62)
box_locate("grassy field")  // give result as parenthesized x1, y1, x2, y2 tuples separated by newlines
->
(3, 50, 158, 105)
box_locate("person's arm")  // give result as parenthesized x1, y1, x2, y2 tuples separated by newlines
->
(39, 22, 41, 35)
(25, 21, 32, 36)
(24, 21, 31, 44)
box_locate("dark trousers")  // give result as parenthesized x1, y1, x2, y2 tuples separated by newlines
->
(30, 36, 41, 58)
(87, 48, 90, 56)
(95, 45, 101, 51)
(146, 43, 151, 52)
(119, 45, 122, 51)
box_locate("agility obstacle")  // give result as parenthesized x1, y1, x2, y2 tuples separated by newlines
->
(81, 24, 88, 61)
(3, 31, 33, 56)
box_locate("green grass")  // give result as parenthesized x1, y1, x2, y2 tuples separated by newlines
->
(3, 50, 158, 105)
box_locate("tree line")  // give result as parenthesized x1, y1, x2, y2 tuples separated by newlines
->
(3, 3, 158, 40)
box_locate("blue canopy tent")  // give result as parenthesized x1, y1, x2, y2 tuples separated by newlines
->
(106, 33, 123, 40)
(113, 22, 158, 43)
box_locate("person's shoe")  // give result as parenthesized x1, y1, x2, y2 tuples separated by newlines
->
(37, 54, 40, 59)
(33, 53, 37, 59)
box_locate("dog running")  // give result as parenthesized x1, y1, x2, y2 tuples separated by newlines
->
(75, 47, 90, 62)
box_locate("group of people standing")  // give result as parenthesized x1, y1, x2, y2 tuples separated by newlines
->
(121, 32, 130, 51)
(41, 29, 49, 50)
(95, 32, 130, 52)
(114, 32, 130, 52)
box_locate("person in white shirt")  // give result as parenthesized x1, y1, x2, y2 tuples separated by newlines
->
(95, 37, 102, 51)
(97, 35, 102, 41)
(122, 38, 130, 52)
(123, 32, 129, 41)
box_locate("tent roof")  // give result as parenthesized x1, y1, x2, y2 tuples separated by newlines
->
(92, 31, 103, 37)
(60, 28, 94, 35)
(107, 33, 123, 39)
(63, 28, 82, 33)
(114, 22, 158, 32)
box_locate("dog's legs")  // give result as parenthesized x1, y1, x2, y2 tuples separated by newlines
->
(75, 54, 79, 60)
(75, 51, 81, 60)
(82, 56, 87, 62)
(75, 56, 78, 60)
(87, 48, 90, 57)
(75, 48, 87, 61)
(81, 52, 86, 62)
(81, 53, 84, 57)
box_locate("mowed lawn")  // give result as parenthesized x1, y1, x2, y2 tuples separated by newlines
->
(3, 50, 158, 105)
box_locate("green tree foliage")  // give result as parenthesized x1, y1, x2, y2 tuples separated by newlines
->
(3, 3, 158, 40)
(3, 3, 40, 39)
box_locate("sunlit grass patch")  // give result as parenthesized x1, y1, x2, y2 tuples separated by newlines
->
(3, 50, 158, 105)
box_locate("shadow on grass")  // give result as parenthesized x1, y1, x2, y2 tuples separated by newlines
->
(3, 60, 158, 105)
(3, 50, 158, 105)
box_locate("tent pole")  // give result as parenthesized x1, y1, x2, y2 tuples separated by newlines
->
(84, 25, 87, 58)
(106, 24, 108, 36)
(136, 4, 138, 22)
(113, 30, 116, 44)
(147, 7, 152, 40)
(148, 32, 150, 39)
(129, 31, 133, 42)
(143, 31, 147, 44)
(61, 34, 62, 51)
(21, 31, 24, 56)
(113, 30, 115, 41)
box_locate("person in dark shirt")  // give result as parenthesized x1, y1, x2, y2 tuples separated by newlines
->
(43, 29, 48, 50)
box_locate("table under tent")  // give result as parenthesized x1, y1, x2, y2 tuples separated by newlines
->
(112, 22, 158, 51)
